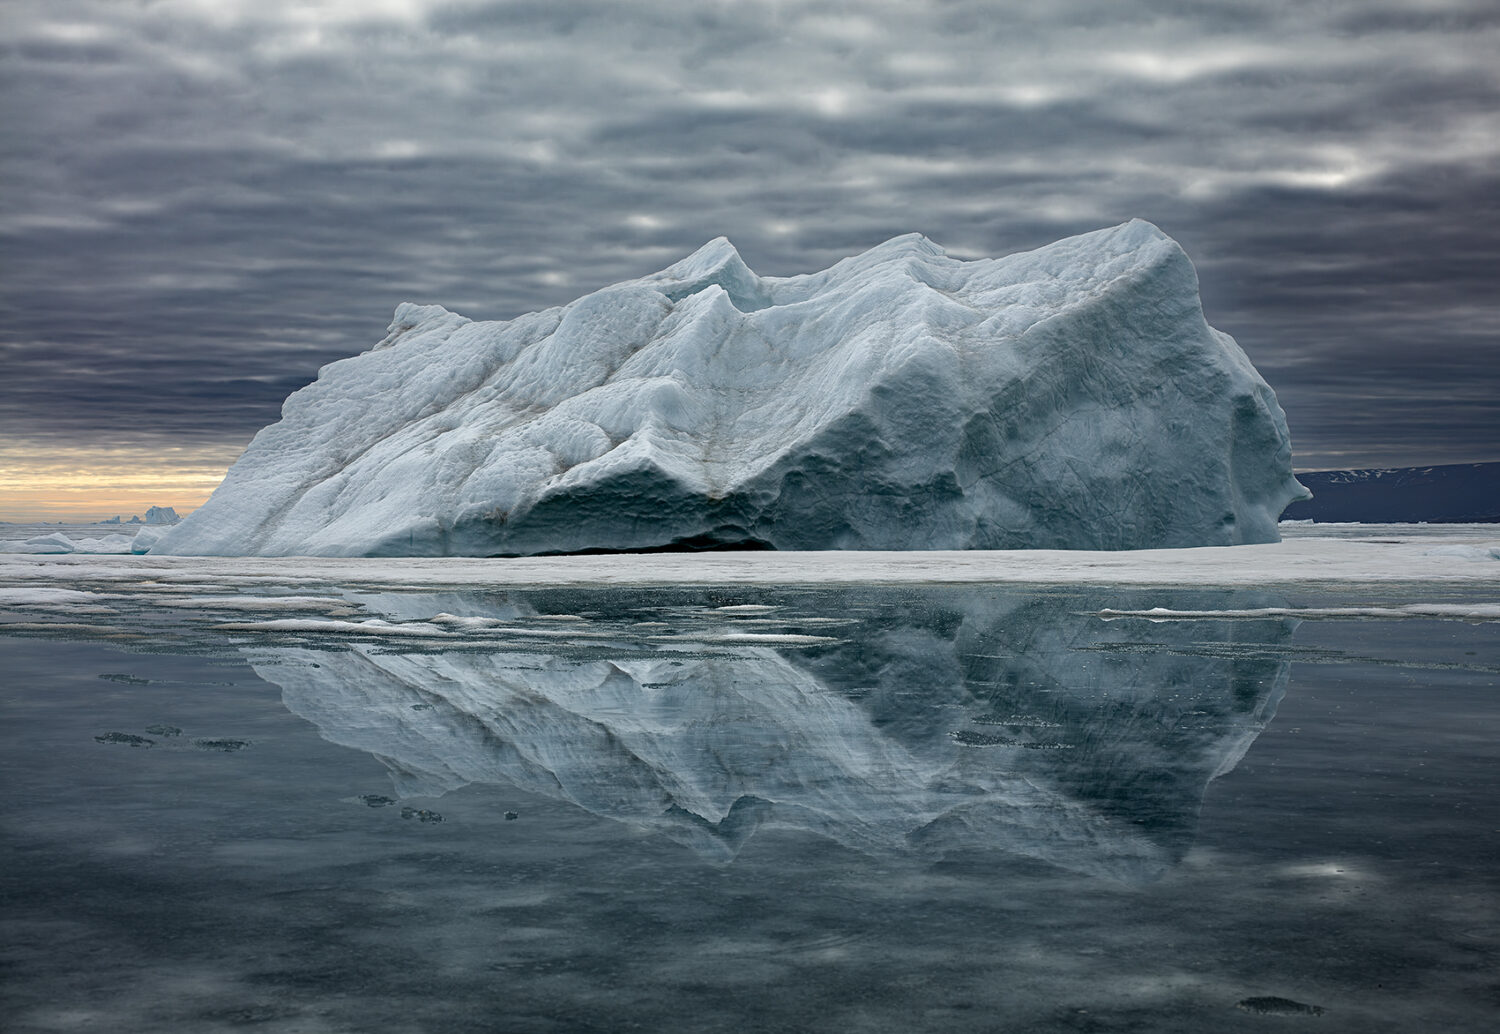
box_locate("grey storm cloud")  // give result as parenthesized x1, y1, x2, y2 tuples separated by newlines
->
(2, 0, 1497, 470)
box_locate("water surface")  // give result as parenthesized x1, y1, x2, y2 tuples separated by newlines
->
(1, 581, 1495, 1032)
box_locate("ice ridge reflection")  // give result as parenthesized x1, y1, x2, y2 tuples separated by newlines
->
(247, 586, 1295, 879)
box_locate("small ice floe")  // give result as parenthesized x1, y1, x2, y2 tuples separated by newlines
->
(2, 587, 111, 606)
(0, 587, 120, 615)
(1423, 543, 1500, 561)
(427, 614, 610, 639)
(1098, 604, 1500, 622)
(153, 595, 349, 612)
(663, 632, 840, 645)
(212, 617, 457, 637)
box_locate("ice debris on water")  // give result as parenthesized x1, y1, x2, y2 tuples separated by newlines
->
(193, 738, 250, 752)
(95, 732, 154, 747)
(1235, 996, 1325, 1016)
(151, 221, 1306, 557)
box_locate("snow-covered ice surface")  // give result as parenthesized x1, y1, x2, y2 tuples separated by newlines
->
(152, 221, 1306, 557)
(5, 526, 1496, 600)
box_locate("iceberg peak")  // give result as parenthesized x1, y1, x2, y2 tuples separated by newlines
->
(652, 236, 769, 312)
(661, 235, 743, 276)
(372, 302, 467, 352)
(858, 231, 947, 258)
(153, 223, 1307, 557)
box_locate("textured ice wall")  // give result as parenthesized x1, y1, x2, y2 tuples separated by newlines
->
(156, 221, 1307, 556)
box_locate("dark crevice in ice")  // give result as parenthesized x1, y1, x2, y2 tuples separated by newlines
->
(489, 533, 777, 558)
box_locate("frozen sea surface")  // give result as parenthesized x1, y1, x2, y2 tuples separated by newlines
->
(0, 529, 1496, 1033)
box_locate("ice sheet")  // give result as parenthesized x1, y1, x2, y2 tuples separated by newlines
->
(5, 533, 1499, 594)
(1100, 604, 1500, 622)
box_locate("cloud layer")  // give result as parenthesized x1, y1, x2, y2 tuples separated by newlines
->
(3, 0, 1497, 480)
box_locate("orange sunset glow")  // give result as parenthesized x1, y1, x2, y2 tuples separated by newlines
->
(0, 439, 244, 522)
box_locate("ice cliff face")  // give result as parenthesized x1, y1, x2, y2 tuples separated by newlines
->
(155, 220, 1307, 557)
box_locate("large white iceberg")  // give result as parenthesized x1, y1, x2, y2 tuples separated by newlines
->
(154, 220, 1307, 557)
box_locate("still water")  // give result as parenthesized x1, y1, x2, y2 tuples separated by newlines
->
(2, 583, 1495, 1033)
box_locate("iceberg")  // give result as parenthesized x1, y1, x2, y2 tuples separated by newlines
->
(153, 220, 1307, 557)
(7, 531, 137, 555)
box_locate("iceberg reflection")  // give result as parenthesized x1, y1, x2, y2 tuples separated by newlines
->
(248, 587, 1295, 878)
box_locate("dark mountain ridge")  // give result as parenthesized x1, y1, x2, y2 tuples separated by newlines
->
(1282, 462, 1499, 523)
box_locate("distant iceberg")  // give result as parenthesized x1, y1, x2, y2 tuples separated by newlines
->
(7, 531, 137, 555)
(154, 221, 1307, 557)
(0, 505, 180, 554)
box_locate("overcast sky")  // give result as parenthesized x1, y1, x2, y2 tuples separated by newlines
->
(3, 0, 1497, 515)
